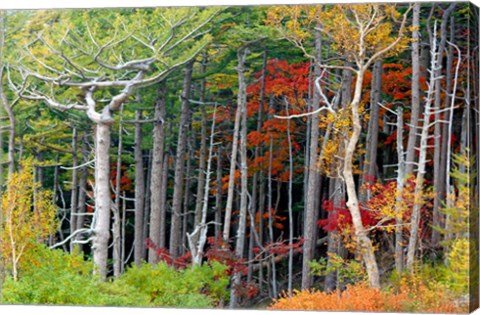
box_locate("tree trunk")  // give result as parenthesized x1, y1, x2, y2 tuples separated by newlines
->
(182, 138, 194, 255)
(170, 60, 193, 258)
(69, 128, 79, 253)
(361, 59, 383, 200)
(406, 25, 440, 271)
(134, 110, 146, 265)
(113, 107, 123, 277)
(344, 68, 380, 289)
(223, 97, 242, 242)
(75, 133, 89, 246)
(301, 28, 322, 290)
(192, 61, 208, 248)
(159, 153, 169, 249)
(148, 81, 167, 263)
(405, 3, 421, 176)
(214, 147, 223, 238)
(230, 47, 250, 308)
(432, 3, 456, 247)
(92, 122, 112, 280)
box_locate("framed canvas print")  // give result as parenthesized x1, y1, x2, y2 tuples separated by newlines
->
(0, 0, 478, 314)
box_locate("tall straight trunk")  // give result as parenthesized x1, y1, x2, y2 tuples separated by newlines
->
(148, 82, 167, 263)
(432, 3, 456, 246)
(134, 110, 145, 265)
(0, 66, 14, 178)
(230, 48, 250, 308)
(267, 133, 277, 297)
(69, 128, 79, 252)
(286, 99, 294, 295)
(93, 122, 112, 280)
(76, 134, 88, 241)
(143, 150, 152, 261)
(170, 61, 193, 258)
(407, 24, 440, 271)
(193, 62, 208, 248)
(325, 178, 342, 292)
(214, 148, 223, 238)
(435, 16, 456, 246)
(344, 68, 380, 289)
(188, 106, 217, 266)
(182, 139, 193, 255)
(113, 107, 124, 277)
(394, 107, 405, 273)
(325, 63, 352, 291)
(405, 3, 422, 175)
(361, 59, 383, 200)
(301, 28, 322, 290)
(159, 153, 169, 249)
(248, 48, 267, 283)
(223, 101, 242, 242)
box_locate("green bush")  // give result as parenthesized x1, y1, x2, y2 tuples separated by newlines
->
(115, 261, 229, 308)
(1, 244, 229, 308)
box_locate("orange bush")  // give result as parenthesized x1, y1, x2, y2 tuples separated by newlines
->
(268, 282, 463, 313)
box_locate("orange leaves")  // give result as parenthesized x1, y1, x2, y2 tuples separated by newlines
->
(268, 281, 463, 313)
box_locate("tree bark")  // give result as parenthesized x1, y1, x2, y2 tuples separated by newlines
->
(432, 3, 456, 247)
(170, 60, 193, 258)
(214, 147, 223, 238)
(134, 110, 145, 265)
(301, 28, 322, 290)
(223, 97, 241, 242)
(230, 47, 250, 308)
(92, 122, 112, 280)
(405, 3, 421, 176)
(361, 59, 383, 201)
(344, 68, 380, 289)
(192, 61, 208, 248)
(69, 128, 79, 253)
(113, 107, 123, 277)
(148, 81, 167, 263)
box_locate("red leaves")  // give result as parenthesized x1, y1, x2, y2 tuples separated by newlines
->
(205, 236, 248, 276)
(144, 238, 191, 269)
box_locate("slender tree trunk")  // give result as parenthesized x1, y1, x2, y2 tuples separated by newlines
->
(394, 107, 405, 273)
(159, 153, 169, 249)
(134, 110, 145, 265)
(405, 3, 421, 176)
(113, 107, 123, 277)
(301, 28, 322, 290)
(193, 62, 208, 248)
(0, 65, 14, 178)
(214, 148, 223, 238)
(248, 48, 267, 283)
(182, 138, 193, 255)
(286, 99, 294, 295)
(230, 48, 250, 308)
(407, 24, 440, 271)
(344, 68, 380, 289)
(93, 122, 112, 280)
(361, 59, 383, 200)
(148, 82, 167, 263)
(70, 128, 79, 252)
(436, 16, 456, 247)
(143, 150, 152, 261)
(223, 100, 241, 242)
(170, 61, 193, 258)
(75, 134, 88, 244)
(432, 3, 456, 247)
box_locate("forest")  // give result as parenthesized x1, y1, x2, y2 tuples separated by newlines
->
(0, 2, 478, 313)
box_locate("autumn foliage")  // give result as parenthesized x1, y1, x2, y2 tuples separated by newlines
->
(268, 280, 463, 313)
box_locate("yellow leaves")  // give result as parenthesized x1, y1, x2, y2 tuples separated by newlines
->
(0, 158, 58, 277)
(266, 5, 322, 43)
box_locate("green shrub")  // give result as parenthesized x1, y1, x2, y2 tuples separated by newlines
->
(1, 244, 229, 308)
(115, 261, 229, 308)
